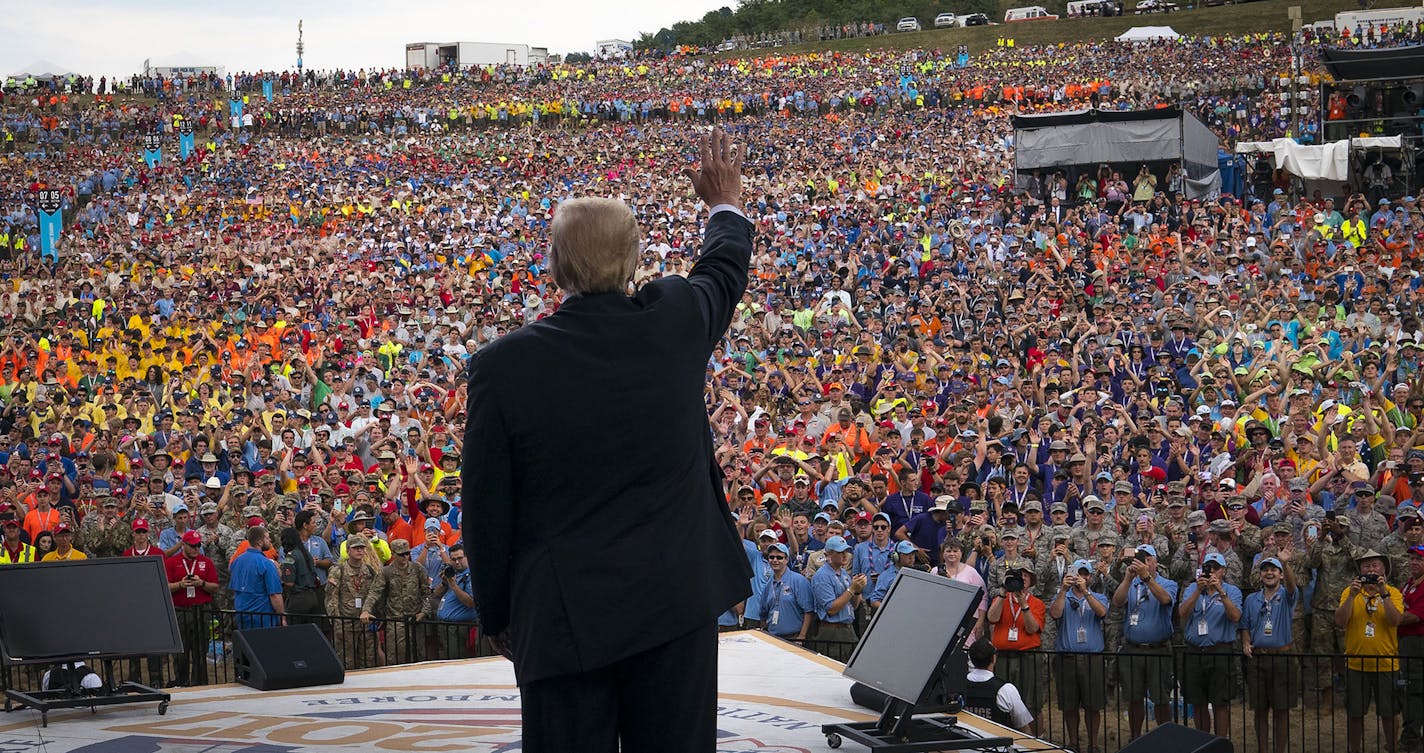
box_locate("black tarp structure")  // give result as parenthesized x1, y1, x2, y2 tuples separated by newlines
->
(1320, 45, 1424, 81)
(1012, 106, 1221, 198)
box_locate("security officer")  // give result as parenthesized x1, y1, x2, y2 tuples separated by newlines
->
(0, 518, 35, 564)
(1240, 556, 1301, 753)
(759, 542, 815, 641)
(325, 534, 379, 669)
(1112, 543, 1178, 741)
(963, 640, 1035, 732)
(1050, 559, 1109, 753)
(1306, 512, 1359, 704)
(1178, 552, 1243, 737)
(810, 536, 865, 661)
(362, 538, 432, 665)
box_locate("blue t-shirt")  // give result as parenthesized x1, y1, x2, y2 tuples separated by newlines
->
(229, 548, 282, 629)
(437, 569, 479, 623)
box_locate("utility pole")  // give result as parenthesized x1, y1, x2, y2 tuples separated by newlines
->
(296, 20, 305, 82)
(1289, 6, 1303, 142)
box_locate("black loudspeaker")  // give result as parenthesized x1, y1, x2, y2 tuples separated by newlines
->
(233, 624, 345, 691)
(1118, 723, 1234, 753)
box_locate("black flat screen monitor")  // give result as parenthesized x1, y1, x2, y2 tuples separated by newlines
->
(0, 558, 182, 663)
(842, 569, 983, 705)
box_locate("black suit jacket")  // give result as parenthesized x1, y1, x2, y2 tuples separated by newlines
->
(462, 210, 755, 684)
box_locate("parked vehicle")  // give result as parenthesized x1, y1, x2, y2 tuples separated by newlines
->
(1004, 5, 1058, 21)
(896, 16, 923, 31)
(962, 13, 992, 25)
(1134, 0, 1178, 13)
(934, 13, 960, 27)
(1066, 0, 1118, 16)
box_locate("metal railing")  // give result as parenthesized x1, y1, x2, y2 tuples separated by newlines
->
(0, 608, 482, 692)
(4, 612, 1417, 753)
(785, 636, 1421, 753)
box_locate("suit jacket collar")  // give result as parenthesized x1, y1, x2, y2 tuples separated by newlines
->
(558, 291, 642, 315)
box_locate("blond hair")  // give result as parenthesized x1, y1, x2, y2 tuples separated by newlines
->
(549, 198, 640, 296)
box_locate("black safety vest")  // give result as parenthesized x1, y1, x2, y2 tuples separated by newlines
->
(963, 675, 1012, 726)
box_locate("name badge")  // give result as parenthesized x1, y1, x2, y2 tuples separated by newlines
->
(1129, 613, 1140, 627)
(1007, 627, 1019, 642)
(354, 597, 363, 609)
(1076, 627, 1087, 644)
(770, 610, 780, 626)
(1364, 621, 1376, 638)
(1262, 619, 1273, 637)
(186, 586, 196, 599)
(1197, 618, 1209, 636)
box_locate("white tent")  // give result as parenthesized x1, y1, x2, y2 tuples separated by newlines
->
(8, 59, 77, 80)
(1235, 136, 1402, 181)
(1115, 26, 1181, 42)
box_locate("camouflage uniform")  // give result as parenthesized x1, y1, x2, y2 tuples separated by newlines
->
(1345, 507, 1390, 550)
(325, 552, 379, 670)
(80, 504, 134, 558)
(1170, 542, 1243, 589)
(365, 541, 433, 666)
(1069, 522, 1114, 559)
(1084, 541, 1124, 678)
(196, 515, 236, 610)
(1304, 527, 1360, 698)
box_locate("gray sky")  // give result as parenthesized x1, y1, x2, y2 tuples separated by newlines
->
(0, 0, 732, 78)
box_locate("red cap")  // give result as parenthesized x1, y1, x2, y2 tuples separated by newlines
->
(297, 476, 310, 486)
(112, 471, 127, 482)
(333, 483, 351, 495)
(855, 512, 873, 522)
(55, 522, 72, 533)
(181, 530, 203, 546)
(380, 500, 398, 515)
(246, 515, 264, 525)
(1, 518, 18, 528)
(132, 519, 150, 532)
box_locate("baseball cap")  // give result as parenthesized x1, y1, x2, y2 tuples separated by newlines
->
(813, 512, 833, 524)
(380, 500, 399, 515)
(1202, 552, 1227, 568)
(1136, 544, 1158, 558)
(1258, 556, 1283, 570)
(894, 541, 917, 555)
(131, 519, 150, 532)
(1072, 559, 1093, 573)
(181, 530, 203, 546)
(758, 528, 781, 540)
(767, 542, 789, 555)
(824, 536, 852, 553)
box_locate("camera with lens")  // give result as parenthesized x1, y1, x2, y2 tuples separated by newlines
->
(1362, 573, 1381, 585)
(442, 565, 457, 580)
(1004, 574, 1024, 593)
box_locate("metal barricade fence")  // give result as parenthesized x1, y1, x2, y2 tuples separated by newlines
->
(4, 618, 1417, 753)
(786, 637, 1419, 753)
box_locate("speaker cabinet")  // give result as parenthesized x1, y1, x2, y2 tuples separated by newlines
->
(1119, 723, 1234, 753)
(233, 624, 345, 691)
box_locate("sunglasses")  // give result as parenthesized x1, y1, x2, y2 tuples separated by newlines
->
(872, 524, 890, 530)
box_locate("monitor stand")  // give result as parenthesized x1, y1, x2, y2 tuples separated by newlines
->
(821, 695, 1016, 752)
(4, 659, 170, 727)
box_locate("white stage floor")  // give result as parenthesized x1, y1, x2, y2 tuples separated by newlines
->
(0, 631, 1046, 752)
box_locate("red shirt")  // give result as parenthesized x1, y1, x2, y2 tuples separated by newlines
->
(165, 552, 216, 607)
(1403, 576, 1424, 638)
(123, 544, 163, 558)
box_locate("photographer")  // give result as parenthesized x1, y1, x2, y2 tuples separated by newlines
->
(1112, 543, 1177, 741)
(1177, 552, 1242, 737)
(1335, 550, 1406, 753)
(986, 561, 1045, 736)
(431, 543, 479, 658)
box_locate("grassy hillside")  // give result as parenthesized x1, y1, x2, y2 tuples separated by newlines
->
(715, 0, 1365, 57)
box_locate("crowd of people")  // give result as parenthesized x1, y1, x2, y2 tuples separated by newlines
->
(0, 26, 1422, 753)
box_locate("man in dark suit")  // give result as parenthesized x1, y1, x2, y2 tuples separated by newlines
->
(462, 128, 754, 753)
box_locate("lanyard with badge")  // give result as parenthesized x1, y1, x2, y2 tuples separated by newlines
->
(1006, 597, 1024, 642)
(183, 557, 200, 599)
(1260, 590, 1279, 638)
(1129, 582, 1149, 628)
(1364, 594, 1380, 638)
(1074, 593, 1091, 644)
(1195, 592, 1218, 638)
(769, 578, 788, 628)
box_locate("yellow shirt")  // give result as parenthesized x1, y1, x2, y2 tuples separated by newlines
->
(41, 549, 88, 562)
(1338, 585, 1404, 671)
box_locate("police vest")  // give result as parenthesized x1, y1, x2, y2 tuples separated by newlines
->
(962, 675, 1012, 726)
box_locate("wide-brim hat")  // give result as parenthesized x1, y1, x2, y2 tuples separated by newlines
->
(1355, 548, 1392, 576)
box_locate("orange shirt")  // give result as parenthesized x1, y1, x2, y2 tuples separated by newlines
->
(229, 541, 279, 564)
(990, 595, 1045, 651)
(23, 507, 63, 543)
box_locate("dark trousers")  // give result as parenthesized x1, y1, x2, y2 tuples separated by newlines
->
(520, 621, 717, 753)
(174, 606, 210, 686)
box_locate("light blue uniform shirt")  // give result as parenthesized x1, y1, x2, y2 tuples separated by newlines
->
(1123, 575, 1179, 645)
(1240, 585, 1297, 649)
(757, 570, 815, 637)
(811, 564, 857, 623)
(1054, 591, 1108, 653)
(1181, 582, 1243, 647)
